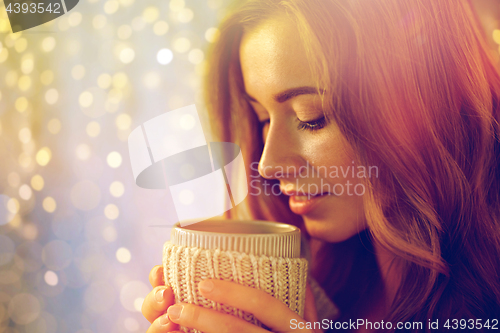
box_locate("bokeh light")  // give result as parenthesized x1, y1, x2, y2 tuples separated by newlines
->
(69, 12, 83, 27)
(31, 175, 45, 191)
(18, 75, 32, 91)
(86, 121, 101, 137)
(19, 152, 33, 169)
(119, 0, 134, 6)
(21, 55, 34, 74)
(7, 198, 20, 215)
(113, 72, 128, 88)
(205, 27, 220, 43)
(104, 0, 120, 14)
(44, 270, 59, 286)
(0, 47, 8, 63)
(131, 16, 146, 31)
(42, 197, 57, 213)
(47, 118, 61, 134)
(117, 25, 132, 40)
(188, 49, 204, 64)
(153, 21, 169, 36)
(41, 37, 56, 52)
(97, 73, 112, 89)
(15, 38, 28, 53)
(157, 48, 173, 65)
(119, 47, 135, 64)
(22, 223, 38, 240)
(142, 6, 159, 23)
(40, 70, 54, 85)
(19, 184, 32, 200)
(75, 144, 91, 160)
(115, 114, 132, 130)
(178, 8, 194, 23)
(107, 151, 122, 168)
(109, 181, 125, 197)
(18, 128, 32, 143)
(6, 70, 19, 87)
(79, 91, 94, 108)
(15, 97, 29, 112)
(104, 204, 120, 220)
(173, 37, 191, 53)
(8, 293, 41, 325)
(45, 88, 59, 105)
(102, 225, 118, 242)
(71, 65, 86, 80)
(169, 0, 185, 12)
(116, 247, 131, 263)
(36, 147, 52, 166)
(143, 72, 161, 89)
(93, 15, 107, 30)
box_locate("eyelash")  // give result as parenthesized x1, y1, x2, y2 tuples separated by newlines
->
(297, 117, 327, 132)
(259, 117, 327, 132)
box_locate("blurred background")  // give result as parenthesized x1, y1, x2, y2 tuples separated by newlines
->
(0, 0, 498, 332)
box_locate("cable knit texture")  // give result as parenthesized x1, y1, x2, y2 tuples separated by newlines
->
(163, 241, 309, 333)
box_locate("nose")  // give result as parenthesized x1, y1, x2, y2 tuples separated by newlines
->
(257, 120, 303, 180)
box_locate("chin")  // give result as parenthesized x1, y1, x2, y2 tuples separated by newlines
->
(302, 216, 367, 243)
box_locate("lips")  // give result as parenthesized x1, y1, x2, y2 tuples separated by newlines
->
(292, 193, 330, 201)
(281, 187, 332, 215)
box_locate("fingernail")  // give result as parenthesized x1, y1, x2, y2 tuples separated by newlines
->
(155, 288, 165, 302)
(199, 280, 214, 293)
(159, 314, 170, 326)
(167, 304, 182, 321)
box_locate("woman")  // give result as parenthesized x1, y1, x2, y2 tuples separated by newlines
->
(142, 0, 500, 331)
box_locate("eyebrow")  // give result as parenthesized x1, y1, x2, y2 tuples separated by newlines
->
(244, 86, 323, 104)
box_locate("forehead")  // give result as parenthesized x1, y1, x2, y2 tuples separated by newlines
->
(239, 17, 314, 98)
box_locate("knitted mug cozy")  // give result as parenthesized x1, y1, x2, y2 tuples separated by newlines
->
(162, 220, 309, 333)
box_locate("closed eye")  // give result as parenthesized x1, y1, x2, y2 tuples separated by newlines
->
(297, 117, 326, 131)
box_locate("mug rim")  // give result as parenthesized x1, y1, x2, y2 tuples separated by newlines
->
(169, 219, 302, 258)
(173, 219, 299, 235)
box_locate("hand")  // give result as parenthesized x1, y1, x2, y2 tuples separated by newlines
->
(164, 278, 322, 333)
(142, 265, 179, 333)
(142, 265, 323, 333)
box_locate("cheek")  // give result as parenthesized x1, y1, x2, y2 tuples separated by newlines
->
(301, 132, 358, 179)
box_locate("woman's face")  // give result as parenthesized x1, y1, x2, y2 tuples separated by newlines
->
(239, 17, 367, 242)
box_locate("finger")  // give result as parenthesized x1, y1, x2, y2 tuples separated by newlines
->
(304, 281, 322, 333)
(149, 265, 164, 287)
(197, 279, 303, 332)
(166, 303, 268, 333)
(142, 286, 176, 323)
(145, 312, 179, 333)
